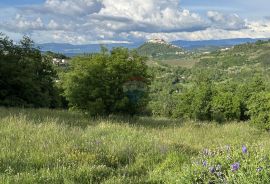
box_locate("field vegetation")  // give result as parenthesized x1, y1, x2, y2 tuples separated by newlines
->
(0, 108, 270, 183)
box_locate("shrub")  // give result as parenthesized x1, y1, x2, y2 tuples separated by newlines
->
(192, 82, 213, 121)
(173, 81, 213, 121)
(248, 92, 270, 131)
(211, 91, 241, 122)
(172, 89, 195, 119)
(63, 48, 150, 116)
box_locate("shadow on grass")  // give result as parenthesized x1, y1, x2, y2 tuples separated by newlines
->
(0, 107, 185, 129)
(0, 107, 96, 128)
(105, 115, 185, 129)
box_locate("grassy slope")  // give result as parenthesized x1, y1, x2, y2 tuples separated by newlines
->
(0, 108, 269, 183)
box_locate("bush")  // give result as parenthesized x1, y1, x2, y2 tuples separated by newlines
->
(212, 91, 241, 122)
(173, 81, 213, 121)
(248, 92, 270, 131)
(63, 48, 150, 116)
(172, 89, 195, 119)
(148, 91, 176, 117)
(192, 82, 213, 121)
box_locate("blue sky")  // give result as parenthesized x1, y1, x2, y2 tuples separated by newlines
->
(0, 0, 270, 44)
(0, 0, 44, 6)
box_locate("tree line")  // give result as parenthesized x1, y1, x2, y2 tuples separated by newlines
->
(1, 34, 270, 131)
(0, 34, 61, 108)
(0, 34, 150, 115)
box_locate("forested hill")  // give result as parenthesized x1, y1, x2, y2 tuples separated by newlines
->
(196, 39, 270, 70)
(136, 39, 186, 59)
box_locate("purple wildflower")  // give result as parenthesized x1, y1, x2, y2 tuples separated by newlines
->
(209, 166, 215, 174)
(242, 145, 248, 154)
(231, 162, 240, 172)
(203, 161, 207, 167)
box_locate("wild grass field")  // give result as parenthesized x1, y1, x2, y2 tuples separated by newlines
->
(1, 108, 270, 183)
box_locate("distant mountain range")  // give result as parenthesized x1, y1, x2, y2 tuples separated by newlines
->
(37, 42, 142, 57)
(171, 38, 269, 50)
(37, 38, 269, 56)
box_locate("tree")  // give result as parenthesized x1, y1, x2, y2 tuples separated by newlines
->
(173, 80, 213, 121)
(191, 81, 213, 121)
(0, 33, 59, 108)
(172, 88, 195, 119)
(248, 92, 270, 131)
(236, 76, 266, 120)
(212, 91, 241, 123)
(62, 48, 150, 116)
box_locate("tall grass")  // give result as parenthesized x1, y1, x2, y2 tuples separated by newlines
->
(0, 107, 269, 183)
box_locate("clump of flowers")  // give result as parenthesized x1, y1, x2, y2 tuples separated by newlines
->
(180, 144, 270, 183)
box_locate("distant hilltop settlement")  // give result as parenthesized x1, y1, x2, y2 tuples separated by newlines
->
(147, 38, 183, 49)
(147, 38, 168, 44)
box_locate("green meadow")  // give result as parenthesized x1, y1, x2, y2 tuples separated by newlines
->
(0, 108, 269, 183)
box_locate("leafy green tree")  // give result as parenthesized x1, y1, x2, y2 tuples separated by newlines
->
(0, 33, 59, 108)
(173, 80, 213, 121)
(62, 48, 150, 116)
(236, 76, 266, 120)
(148, 66, 186, 117)
(192, 81, 213, 121)
(248, 92, 270, 130)
(172, 88, 194, 119)
(148, 85, 177, 117)
(212, 91, 241, 122)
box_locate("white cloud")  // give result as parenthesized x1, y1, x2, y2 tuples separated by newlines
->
(207, 11, 247, 30)
(48, 20, 59, 29)
(98, 0, 207, 33)
(0, 0, 269, 43)
(31, 30, 89, 44)
(44, 0, 103, 15)
(130, 23, 270, 42)
(1, 14, 44, 32)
